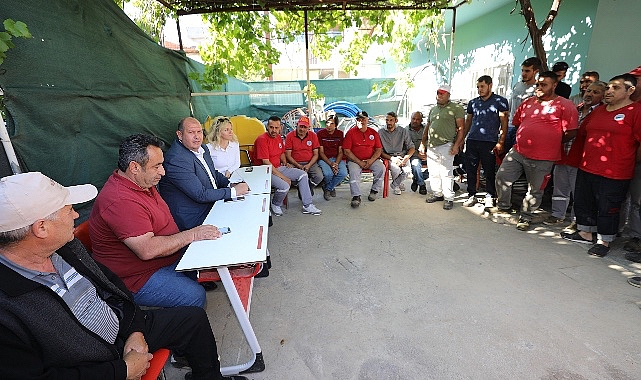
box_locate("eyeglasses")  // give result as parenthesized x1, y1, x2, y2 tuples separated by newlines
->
(213, 117, 230, 129)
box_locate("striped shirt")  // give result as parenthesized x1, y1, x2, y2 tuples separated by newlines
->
(0, 253, 120, 343)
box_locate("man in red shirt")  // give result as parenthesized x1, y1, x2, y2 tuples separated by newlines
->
(285, 116, 323, 190)
(253, 116, 321, 216)
(495, 71, 579, 231)
(562, 73, 641, 258)
(89, 134, 222, 309)
(342, 111, 385, 208)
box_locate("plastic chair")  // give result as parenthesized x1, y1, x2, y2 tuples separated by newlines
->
(73, 221, 170, 380)
(230, 115, 267, 167)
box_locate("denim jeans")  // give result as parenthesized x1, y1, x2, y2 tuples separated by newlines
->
(410, 157, 427, 186)
(133, 260, 206, 309)
(318, 158, 348, 191)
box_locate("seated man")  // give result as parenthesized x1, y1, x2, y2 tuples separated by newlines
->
(342, 110, 385, 208)
(284, 116, 324, 193)
(379, 111, 415, 195)
(0, 172, 247, 380)
(407, 111, 428, 195)
(159, 116, 249, 231)
(90, 134, 222, 309)
(252, 115, 321, 216)
(317, 112, 348, 201)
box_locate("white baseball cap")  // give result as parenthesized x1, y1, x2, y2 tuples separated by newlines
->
(437, 84, 451, 93)
(0, 172, 97, 232)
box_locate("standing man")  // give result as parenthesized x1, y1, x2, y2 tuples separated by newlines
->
(89, 134, 222, 309)
(544, 81, 606, 227)
(284, 115, 324, 191)
(570, 71, 600, 106)
(462, 75, 509, 209)
(495, 71, 579, 231)
(407, 111, 428, 195)
(342, 110, 385, 208)
(507, 57, 542, 152)
(552, 61, 572, 99)
(419, 84, 466, 210)
(379, 111, 415, 195)
(0, 172, 248, 380)
(159, 117, 249, 231)
(253, 115, 321, 216)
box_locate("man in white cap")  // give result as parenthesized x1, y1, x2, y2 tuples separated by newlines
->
(419, 84, 466, 210)
(0, 172, 247, 380)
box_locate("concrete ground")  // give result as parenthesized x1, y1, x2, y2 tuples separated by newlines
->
(165, 177, 641, 380)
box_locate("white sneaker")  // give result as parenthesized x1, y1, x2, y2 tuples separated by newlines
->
(484, 196, 494, 208)
(302, 204, 322, 215)
(271, 203, 283, 216)
(463, 196, 477, 207)
(399, 183, 406, 191)
(393, 186, 402, 195)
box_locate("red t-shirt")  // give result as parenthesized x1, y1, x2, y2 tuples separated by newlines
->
(343, 127, 382, 160)
(285, 130, 320, 162)
(88, 171, 180, 293)
(568, 103, 641, 179)
(513, 96, 579, 161)
(317, 129, 344, 159)
(253, 132, 284, 167)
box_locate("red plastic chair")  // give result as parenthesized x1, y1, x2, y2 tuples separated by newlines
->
(73, 221, 170, 380)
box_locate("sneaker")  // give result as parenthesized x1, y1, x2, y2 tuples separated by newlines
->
(330, 190, 336, 197)
(443, 200, 453, 210)
(484, 196, 494, 209)
(560, 230, 595, 244)
(462, 196, 477, 207)
(368, 190, 377, 201)
(393, 186, 402, 195)
(516, 218, 530, 231)
(302, 204, 322, 215)
(411, 182, 418, 192)
(564, 221, 577, 231)
(419, 185, 427, 195)
(624, 237, 641, 252)
(588, 243, 610, 257)
(543, 215, 565, 226)
(426, 194, 445, 203)
(350, 196, 361, 208)
(628, 276, 641, 288)
(625, 251, 641, 263)
(399, 183, 406, 191)
(323, 189, 331, 201)
(270, 203, 283, 216)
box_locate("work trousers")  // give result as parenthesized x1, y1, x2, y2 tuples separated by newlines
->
(496, 149, 554, 221)
(271, 167, 312, 207)
(426, 143, 455, 201)
(550, 164, 578, 220)
(347, 159, 385, 196)
(574, 169, 630, 243)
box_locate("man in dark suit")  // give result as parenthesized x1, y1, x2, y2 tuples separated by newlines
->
(159, 117, 249, 231)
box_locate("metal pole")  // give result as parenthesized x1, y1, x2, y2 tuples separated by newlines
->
(0, 111, 22, 174)
(448, 7, 456, 85)
(176, 15, 184, 51)
(304, 10, 312, 118)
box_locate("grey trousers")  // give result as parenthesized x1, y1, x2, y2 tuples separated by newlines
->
(496, 149, 554, 221)
(388, 156, 410, 188)
(550, 164, 578, 220)
(347, 159, 385, 196)
(271, 167, 312, 207)
(298, 161, 324, 186)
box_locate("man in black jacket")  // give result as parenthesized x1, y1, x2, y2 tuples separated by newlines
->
(0, 172, 246, 380)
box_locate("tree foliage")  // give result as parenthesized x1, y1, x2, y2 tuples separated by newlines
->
(0, 19, 32, 66)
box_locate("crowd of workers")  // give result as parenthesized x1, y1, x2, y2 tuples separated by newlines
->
(1, 57, 641, 379)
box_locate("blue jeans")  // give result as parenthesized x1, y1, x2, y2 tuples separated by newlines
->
(133, 260, 206, 309)
(410, 157, 427, 186)
(318, 158, 348, 191)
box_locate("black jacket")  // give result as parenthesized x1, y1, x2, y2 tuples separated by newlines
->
(0, 239, 146, 380)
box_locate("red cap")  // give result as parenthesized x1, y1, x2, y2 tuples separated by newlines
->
(297, 116, 310, 127)
(629, 65, 641, 77)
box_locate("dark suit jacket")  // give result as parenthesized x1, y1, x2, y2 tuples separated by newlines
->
(159, 139, 232, 231)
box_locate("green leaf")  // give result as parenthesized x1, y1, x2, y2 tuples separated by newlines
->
(3, 19, 32, 39)
(0, 32, 15, 53)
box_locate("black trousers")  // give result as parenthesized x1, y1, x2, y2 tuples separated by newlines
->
(144, 307, 223, 380)
(465, 139, 498, 197)
(574, 169, 630, 239)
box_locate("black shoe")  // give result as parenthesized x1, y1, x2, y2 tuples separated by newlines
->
(516, 218, 530, 231)
(323, 189, 331, 201)
(561, 231, 595, 244)
(443, 200, 453, 210)
(368, 190, 377, 201)
(200, 282, 218, 291)
(351, 196, 361, 208)
(624, 237, 641, 252)
(628, 276, 641, 288)
(625, 251, 641, 263)
(255, 264, 270, 278)
(185, 373, 248, 380)
(411, 182, 418, 192)
(330, 190, 336, 197)
(419, 185, 427, 195)
(425, 194, 444, 203)
(588, 243, 610, 257)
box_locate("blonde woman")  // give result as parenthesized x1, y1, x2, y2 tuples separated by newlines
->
(206, 116, 241, 177)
